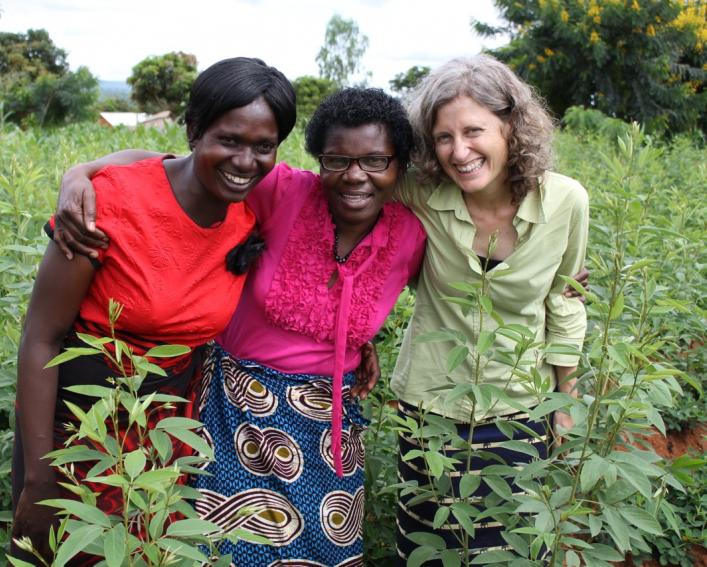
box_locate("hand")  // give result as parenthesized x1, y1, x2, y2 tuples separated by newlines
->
(563, 266, 590, 303)
(54, 164, 108, 260)
(351, 342, 381, 400)
(12, 480, 60, 563)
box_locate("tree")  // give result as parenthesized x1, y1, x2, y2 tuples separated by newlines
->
(389, 65, 430, 96)
(127, 52, 197, 116)
(0, 29, 98, 126)
(316, 15, 369, 87)
(474, 0, 706, 133)
(292, 75, 337, 125)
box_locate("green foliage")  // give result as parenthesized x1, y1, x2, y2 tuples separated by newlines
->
(474, 0, 707, 133)
(0, 29, 99, 127)
(316, 14, 369, 87)
(7, 301, 258, 565)
(292, 75, 337, 126)
(389, 65, 430, 96)
(127, 52, 197, 117)
(649, 452, 707, 566)
(99, 96, 138, 113)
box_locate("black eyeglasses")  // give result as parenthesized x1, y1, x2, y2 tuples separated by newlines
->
(318, 154, 395, 172)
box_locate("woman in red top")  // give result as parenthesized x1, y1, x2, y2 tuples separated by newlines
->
(12, 57, 296, 563)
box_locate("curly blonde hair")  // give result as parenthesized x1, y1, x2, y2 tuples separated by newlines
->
(406, 54, 555, 203)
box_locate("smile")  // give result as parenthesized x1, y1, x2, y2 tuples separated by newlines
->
(455, 158, 484, 174)
(221, 170, 254, 186)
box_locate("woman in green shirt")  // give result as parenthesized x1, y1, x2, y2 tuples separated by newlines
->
(391, 54, 589, 562)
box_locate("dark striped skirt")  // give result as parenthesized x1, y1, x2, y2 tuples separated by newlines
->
(192, 344, 368, 566)
(396, 400, 548, 565)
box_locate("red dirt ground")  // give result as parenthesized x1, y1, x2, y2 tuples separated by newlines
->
(614, 425, 706, 567)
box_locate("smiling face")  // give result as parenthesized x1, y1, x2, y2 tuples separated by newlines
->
(320, 123, 399, 230)
(191, 96, 279, 204)
(432, 95, 510, 197)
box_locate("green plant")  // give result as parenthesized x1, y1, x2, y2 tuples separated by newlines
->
(7, 300, 266, 566)
(389, 125, 704, 566)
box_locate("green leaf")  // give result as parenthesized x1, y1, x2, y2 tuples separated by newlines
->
(145, 344, 191, 358)
(424, 451, 445, 478)
(223, 529, 272, 545)
(498, 440, 539, 459)
(7, 557, 36, 567)
(447, 344, 469, 373)
(103, 523, 127, 567)
(432, 506, 450, 529)
(580, 455, 604, 492)
(84, 473, 128, 488)
(63, 385, 116, 398)
(407, 545, 438, 567)
(44, 347, 102, 368)
(477, 330, 495, 355)
(584, 542, 624, 561)
(619, 506, 662, 535)
(149, 429, 173, 462)
(40, 498, 112, 527)
(54, 524, 105, 567)
(588, 514, 603, 538)
(165, 428, 214, 460)
(483, 476, 512, 499)
(156, 416, 203, 430)
(124, 449, 146, 479)
(459, 474, 481, 498)
(166, 518, 220, 537)
(609, 292, 624, 320)
(415, 328, 466, 344)
(134, 468, 181, 491)
(441, 548, 462, 567)
(450, 503, 476, 536)
(602, 507, 630, 552)
(405, 531, 446, 549)
(156, 538, 209, 562)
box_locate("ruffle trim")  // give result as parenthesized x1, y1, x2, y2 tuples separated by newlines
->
(264, 183, 404, 349)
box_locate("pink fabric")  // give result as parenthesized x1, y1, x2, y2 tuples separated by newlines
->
(218, 163, 426, 475)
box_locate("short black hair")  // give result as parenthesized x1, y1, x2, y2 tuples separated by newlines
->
(305, 88, 413, 171)
(184, 57, 296, 147)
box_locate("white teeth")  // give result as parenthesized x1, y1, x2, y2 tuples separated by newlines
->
(456, 159, 484, 173)
(222, 171, 252, 185)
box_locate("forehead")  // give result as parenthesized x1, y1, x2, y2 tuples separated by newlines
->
(209, 97, 278, 137)
(322, 123, 393, 153)
(433, 95, 502, 130)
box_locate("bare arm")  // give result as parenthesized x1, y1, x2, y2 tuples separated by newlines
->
(56, 150, 164, 259)
(13, 241, 95, 558)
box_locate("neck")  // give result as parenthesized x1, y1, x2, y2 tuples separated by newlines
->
(165, 156, 229, 227)
(463, 181, 513, 213)
(333, 216, 379, 262)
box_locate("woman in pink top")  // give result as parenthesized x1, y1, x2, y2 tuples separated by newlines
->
(54, 88, 425, 566)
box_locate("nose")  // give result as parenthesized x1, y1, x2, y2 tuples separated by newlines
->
(230, 146, 256, 171)
(451, 138, 469, 162)
(342, 161, 367, 182)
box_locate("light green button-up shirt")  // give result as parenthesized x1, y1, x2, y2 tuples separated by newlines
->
(390, 171, 589, 421)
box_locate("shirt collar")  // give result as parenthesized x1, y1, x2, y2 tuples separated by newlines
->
(427, 180, 547, 225)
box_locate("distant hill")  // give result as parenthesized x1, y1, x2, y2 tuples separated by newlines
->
(99, 80, 131, 100)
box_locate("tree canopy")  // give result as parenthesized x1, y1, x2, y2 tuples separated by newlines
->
(316, 15, 369, 87)
(127, 52, 197, 116)
(389, 65, 430, 96)
(292, 75, 337, 125)
(474, 0, 706, 133)
(0, 28, 98, 127)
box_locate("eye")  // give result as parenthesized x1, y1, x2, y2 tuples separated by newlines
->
(434, 133, 451, 144)
(256, 142, 276, 154)
(465, 128, 483, 137)
(359, 156, 389, 170)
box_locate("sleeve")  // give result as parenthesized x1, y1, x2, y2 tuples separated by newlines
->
(245, 162, 293, 222)
(406, 217, 427, 289)
(544, 182, 589, 367)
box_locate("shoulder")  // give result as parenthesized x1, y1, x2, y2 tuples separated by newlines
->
(382, 201, 426, 246)
(395, 169, 436, 208)
(541, 171, 588, 206)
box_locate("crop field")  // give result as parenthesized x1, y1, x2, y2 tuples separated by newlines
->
(0, 119, 704, 565)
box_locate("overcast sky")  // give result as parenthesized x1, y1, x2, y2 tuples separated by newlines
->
(0, 0, 508, 88)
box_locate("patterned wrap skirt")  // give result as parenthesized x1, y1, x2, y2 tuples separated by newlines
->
(192, 344, 368, 566)
(396, 400, 549, 565)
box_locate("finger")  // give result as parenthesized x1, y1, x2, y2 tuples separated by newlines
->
(60, 230, 101, 258)
(53, 227, 73, 260)
(82, 189, 97, 232)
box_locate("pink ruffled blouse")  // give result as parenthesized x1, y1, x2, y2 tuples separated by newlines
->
(218, 163, 426, 474)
